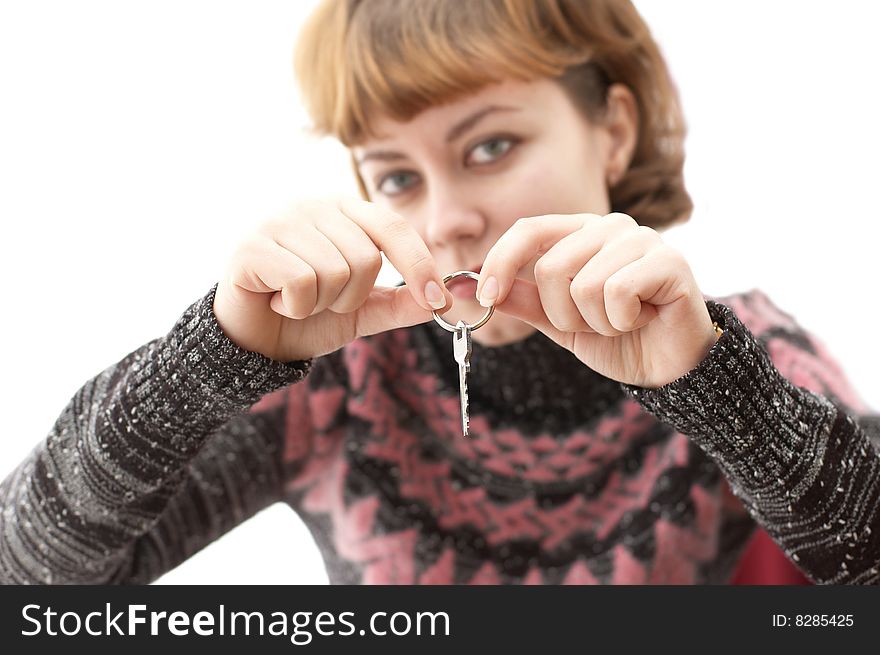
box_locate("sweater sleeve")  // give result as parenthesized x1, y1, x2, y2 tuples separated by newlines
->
(619, 292, 880, 584)
(0, 283, 314, 584)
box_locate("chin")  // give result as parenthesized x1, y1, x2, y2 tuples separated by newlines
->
(470, 315, 537, 347)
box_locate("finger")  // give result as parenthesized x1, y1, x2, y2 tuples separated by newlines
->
(491, 278, 575, 351)
(477, 213, 605, 307)
(336, 196, 452, 312)
(477, 212, 638, 302)
(233, 237, 318, 320)
(532, 227, 605, 333)
(353, 284, 449, 337)
(604, 247, 690, 332)
(569, 229, 656, 336)
(313, 218, 383, 314)
(478, 212, 641, 307)
(273, 225, 351, 316)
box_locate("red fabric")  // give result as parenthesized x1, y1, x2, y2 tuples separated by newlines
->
(729, 527, 812, 585)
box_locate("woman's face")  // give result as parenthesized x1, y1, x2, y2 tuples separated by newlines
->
(353, 76, 638, 346)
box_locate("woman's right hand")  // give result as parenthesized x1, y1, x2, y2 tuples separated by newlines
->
(212, 197, 454, 362)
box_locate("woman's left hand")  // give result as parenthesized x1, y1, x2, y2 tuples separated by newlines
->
(476, 212, 720, 389)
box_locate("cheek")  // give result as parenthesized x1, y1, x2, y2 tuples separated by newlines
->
(498, 147, 606, 219)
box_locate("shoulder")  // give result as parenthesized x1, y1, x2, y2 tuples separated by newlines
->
(704, 288, 871, 413)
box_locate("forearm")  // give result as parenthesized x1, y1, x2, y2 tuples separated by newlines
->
(0, 283, 312, 584)
(621, 299, 880, 584)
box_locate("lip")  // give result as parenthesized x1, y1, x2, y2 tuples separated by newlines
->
(445, 264, 483, 289)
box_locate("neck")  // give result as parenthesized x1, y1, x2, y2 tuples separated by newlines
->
(411, 319, 625, 436)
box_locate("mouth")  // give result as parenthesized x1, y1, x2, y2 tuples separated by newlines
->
(446, 263, 483, 300)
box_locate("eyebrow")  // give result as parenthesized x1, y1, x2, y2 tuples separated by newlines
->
(355, 104, 521, 165)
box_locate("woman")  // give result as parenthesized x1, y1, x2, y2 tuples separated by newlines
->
(2, 0, 878, 584)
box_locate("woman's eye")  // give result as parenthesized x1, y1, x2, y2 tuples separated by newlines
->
(377, 171, 419, 196)
(466, 136, 516, 166)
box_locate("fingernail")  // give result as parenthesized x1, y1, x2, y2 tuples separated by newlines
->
(424, 280, 446, 310)
(478, 275, 498, 307)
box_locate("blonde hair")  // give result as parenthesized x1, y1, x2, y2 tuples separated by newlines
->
(294, 0, 692, 229)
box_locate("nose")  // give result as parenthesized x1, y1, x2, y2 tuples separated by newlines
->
(423, 181, 485, 249)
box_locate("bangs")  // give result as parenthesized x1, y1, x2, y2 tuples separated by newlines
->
(294, 0, 694, 230)
(296, 0, 590, 145)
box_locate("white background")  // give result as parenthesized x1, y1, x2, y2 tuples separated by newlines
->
(1, 1, 878, 584)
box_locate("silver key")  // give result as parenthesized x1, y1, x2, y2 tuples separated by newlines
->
(453, 319, 472, 437)
(430, 270, 494, 437)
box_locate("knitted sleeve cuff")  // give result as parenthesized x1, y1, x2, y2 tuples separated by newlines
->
(170, 282, 313, 401)
(618, 299, 880, 583)
(619, 299, 835, 493)
(118, 282, 314, 458)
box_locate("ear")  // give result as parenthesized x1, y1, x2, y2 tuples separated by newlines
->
(603, 83, 639, 187)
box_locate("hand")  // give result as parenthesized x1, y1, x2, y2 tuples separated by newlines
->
(213, 197, 453, 362)
(475, 212, 720, 389)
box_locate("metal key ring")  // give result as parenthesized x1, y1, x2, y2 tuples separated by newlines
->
(431, 270, 495, 333)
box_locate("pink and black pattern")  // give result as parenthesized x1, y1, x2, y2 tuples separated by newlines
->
(3, 284, 878, 584)
(261, 289, 880, 584)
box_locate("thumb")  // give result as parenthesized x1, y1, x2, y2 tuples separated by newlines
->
(353, 284, 449, 338)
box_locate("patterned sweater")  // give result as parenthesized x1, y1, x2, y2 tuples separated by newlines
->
(1, 283, 879, 584)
